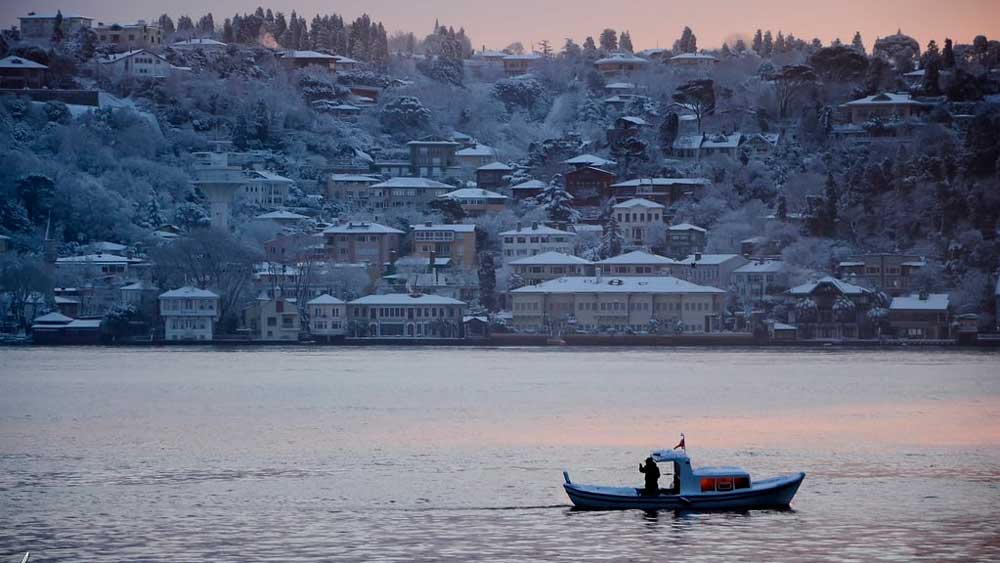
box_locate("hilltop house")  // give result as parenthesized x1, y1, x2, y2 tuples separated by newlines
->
(510, 179, 546, 201)
(99, 50, 184, 79)
(278, 50, 338, 71)
(842, 92, 927, 124)
(455, 144, 498, 176)
(369, 177, 454, 209)
(159, 287, 220, 341)
(18, 12, 93, 41)
(407, 136, 461, 178)
(324, 174, 381, 208)
(594, 52, 649, 76)
(668, 53, 719, 70)
(171, 38, 228, 50)
(502, 53, 542, 77)
(475, 162, 513, 190)
(94, 20, 162, 51)
(611, 178, 709, 206)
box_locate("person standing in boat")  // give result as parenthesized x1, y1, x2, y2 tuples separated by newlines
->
(639, 456, 660, 496)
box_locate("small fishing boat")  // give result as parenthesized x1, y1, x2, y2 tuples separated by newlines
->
(563, 447, 804, 511)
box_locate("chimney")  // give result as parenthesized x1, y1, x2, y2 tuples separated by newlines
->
(919, 290, 929, 301)
(695, 252, 703, 261)
(515, 222, 522, 231)
(424, 221, 432, 227)
(531, 222, 539, 230)
(595, 266, 603, 282)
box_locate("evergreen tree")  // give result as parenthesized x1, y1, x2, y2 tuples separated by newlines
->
(600, 215, 624, 258)
(158, 14, 176, 36)
(197, 13, 215, 35)
(733, 39, 748, 53)
(720, 43, 732, 58)
(675, 26, 697, 53)
(51, 10, 64, 44)
(942, 38, 955, 68)
(538, 176, 580, 223)
(775, 31, 786, 53)
(478, 253, 497, 311)
(851, 31, 865, 53)
(752, 29, 764, 55)
(619, 31, 633, 53)
(562, 38, 582, 59)
(582, 36, 598, 59)
(599, 28, 618, 52)
(763, 30, 774, 57)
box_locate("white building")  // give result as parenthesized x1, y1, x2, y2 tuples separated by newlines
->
(500, 223, 576, 263)
(510, 252, 592, 285)
(732, 260, 789, 303)
(171, 38, 228, 50)
(307, 294, 346, 338)
(510, 275, 726, 333)
(98, 49, 184, 79)
(612, 198, 665, 247)
(159, 287, 220, 341)
(348, 294, 467, 338)
(595, 251, 675, 276)
(671, 253, 749, 290)
(191, 159, 295, 229)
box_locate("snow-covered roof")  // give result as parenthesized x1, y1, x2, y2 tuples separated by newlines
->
(159, 286, 218, 299)
(612, 178, 709, 188)
(595, 52, 649, 65)
(672, 134, 705, 149)
(442, 188, 508, 200)
(564, 154, 617, 167)
(844, 92, 924, 106)
(281, 50, 337, 60)
(120, 281, 158, 291)
(370, 177, 452, 189)
(100, 49, 167, 64)
(323, 222, 404, 235)
(500, 224, 575, 236)
(618, 116, 648, 126)
(638, 48, 669, 57)
(350, 293, 467, 306)
(677, 254, 743, 266)
(0, 56, 47, 70)
(334, 55, 360, 64)
(597, 250, 675, 265)
(772, 322, 797, 331)
(512, 276, 724, 295)
(255, 210, 310, 220)
(91, 241, 127, 252)
(477, 161, 513, 171)
(734, 260, 786, 274)
(511, 179, 546, 190)
(743, 132, 780, 145)
(33, 312, 74, 324)
(669, 53, 720, 62)
(473, 49, 507, 59)
(510, 251, 591, 266)
(412, 223, 476, 233)
(605, 82, 636, 89)
(251, 170, 295, 183)
(702, 133, 742, 149)
(330, 174, 380, 183)
(890, 293, 949, 311)
(56, 253, 133, 264)
(614, 198, 664, 209)
(456, 144, 497, 157)
(307, 294, 345, 305)
(502, 53, 542, 61)
(668, 223, 706, 232)
(787, 276, 870, 296)
(172, 38, 227, 47)
(20, 12, 92, 19)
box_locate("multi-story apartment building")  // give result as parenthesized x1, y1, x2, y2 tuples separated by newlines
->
(732, 260, 789, 304)
(411, 223, 477, 269)
(888, 293, 951, 339)
(670, 253, 749, 290)
(347, 294, 467, 338)
(510, 252, 592, 285)
(158, 287, 220, 341)
(595, 251, 675, 276)
(94, 20, 162, 51)
(610, 178, 709, 207)
(369, 177, 455, 209)
(500, 223, 576, 263)
(407, 137, 461, 178)
(836, 254, 927, 295)
(324, 174, 381, 208)
(439, 188, 508, 216)
(322, 222, 403, 266)
(564, 166, 616, 207)
(663, 223, 707, 259)
(510, 276, 726, 333)
(613, 198, 665, 247)
(19, 12, 93, 41)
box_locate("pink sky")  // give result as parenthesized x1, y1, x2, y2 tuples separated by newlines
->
(3, 0, 998, 51)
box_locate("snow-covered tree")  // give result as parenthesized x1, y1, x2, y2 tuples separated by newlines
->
(600, 215, 624, 259)
(537, 176, 580, 223)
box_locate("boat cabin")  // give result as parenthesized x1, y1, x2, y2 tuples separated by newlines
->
(650, 450, 752, 495)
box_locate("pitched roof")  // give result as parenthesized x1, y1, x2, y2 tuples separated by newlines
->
(349, 293, 467, 305)
(677, 254, 744, 266)
(670, 53, 719, 62)
(0, 56, 47, 70)
(597, 250, 675, 265)
(612, 178, 709, 188)
(614, 198, 664, 209)
(370, 177, 452, 189)
(456, 144, 497, 157)
(33, 312, 73, 324)
(307, 294, 345, 305)
(412, 223, 476, 233)
(159, 286, 219, 299)
(844, 92, 924, 106)
(595, 52, 649, 65)
(100, 49, 166, 64)
(56, 253, 133, 264)
(500, 224, 575, 236)
(281, 50, 337, 59)
(511, 179, 546, 190)
(890, 293, 949, 311)
(329, 174, 381, 183)
(702, 133, 742, 148)
(323, 222, 404, 235)
(172, 38, 227, 47)
(787, 276, 870, 296)
(668, 223, 706, 232)
(20, 12, 92, 19)
(512, 276, 724, 295)
(477, 161, 513, 171)
(564, 154, 617, 167)
(509, 251, 591, 266)
(734, 260, 786, 274)
(255, 210, 310, 220)
(442, 188, 508, 200)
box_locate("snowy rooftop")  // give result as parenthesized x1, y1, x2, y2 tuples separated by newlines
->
(564, 154, 617, 167)
(159, 286, 219, 299)
(511, 180, 546, 190)
(512, 276, 724, 295)
(456, 144, 497, 157)
(91, 241, 127, 252)
(349, 293, 467, 306)
(120, 281, 158, 291)
(21, 12, 92, 19)
(503, 53, 542, 61)
(597, 251, 675, 265)
(334, 55, 360, 64)
(100, 50, 166, 64)
(281, 50, 337, 60)
(412, 223, 476, 233)
(370, 177, 452, 189)
(56, 253, 136, 264)
(442, 188, 508, 200)
(329, 174, 380, 183)
(677, 254, 743, 266)
(702, 133, 742, 148)
(787, 276, 870, 296)
(595, 52, 649, 65)
(618, 116, 648, 126)
(255, 210, 310, 220)
(510, 251, 591, 266)
(612, 178, 709, 188)
(323, 222, 404, 235)
(614, 198, 664, 209)
(638, 48, 669, 57)
(307, 294, 346, 305)
(477, 161, 513, 171)
(606, 82, 636, 89)
(0, 56, 47, 70)
(734, 260, 786, 274)
(890, 293, 949, 311)
(673, 135, 705, 149)
(844, 92, 924, 106)
(33, 312, 74, 324)
(500, 224, 575, 236)
(670, 53, 720, 62)
(172, 38, 227, 47)
(668, 223, 706, 232)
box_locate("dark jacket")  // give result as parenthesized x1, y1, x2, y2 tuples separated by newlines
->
(639, 459, 660, 489)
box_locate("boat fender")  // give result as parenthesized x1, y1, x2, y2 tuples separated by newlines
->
(563, 471, 571, 484)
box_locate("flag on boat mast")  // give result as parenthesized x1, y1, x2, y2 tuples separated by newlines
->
(674, 433, 685, 450)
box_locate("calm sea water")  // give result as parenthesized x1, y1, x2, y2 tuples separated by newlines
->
(1, 347, 998, 562)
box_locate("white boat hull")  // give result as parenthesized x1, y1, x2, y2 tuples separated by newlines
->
(564, 472, 805, 511)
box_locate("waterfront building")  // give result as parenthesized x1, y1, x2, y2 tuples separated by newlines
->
(159, 287, 220, 341)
